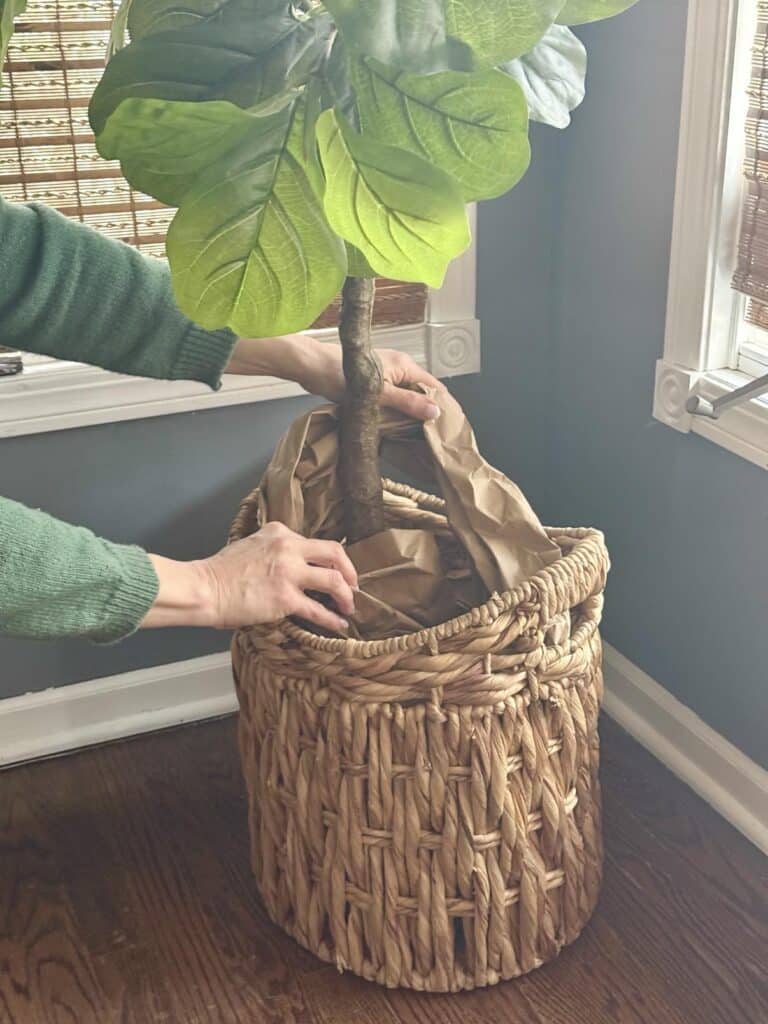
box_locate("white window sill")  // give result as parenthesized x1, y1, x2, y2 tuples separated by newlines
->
(654, 359, 768, 470)
(0, 318, 480, 439)
(738, 336, 768, 378)
(0, 208, 479, 439)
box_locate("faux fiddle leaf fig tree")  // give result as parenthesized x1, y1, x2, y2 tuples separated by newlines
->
(82, 0, 638, 543)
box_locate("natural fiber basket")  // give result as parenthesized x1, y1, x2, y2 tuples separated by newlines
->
(230, 479, 609, 992)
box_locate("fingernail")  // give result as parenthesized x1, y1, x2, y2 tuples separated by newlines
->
(339, 619, 349, 630)
(425, 403, 440, 420)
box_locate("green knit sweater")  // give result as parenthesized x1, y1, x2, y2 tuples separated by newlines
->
(0, 199, 237, 642)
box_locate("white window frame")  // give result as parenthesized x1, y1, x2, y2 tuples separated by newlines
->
(653, 0, 768, 470)
(0, 209, 479, 438)
(740, 329, 768, 376)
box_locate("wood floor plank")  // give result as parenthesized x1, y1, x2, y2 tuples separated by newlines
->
(0, 714, 765, 1024)
(601, 718, 768, 913)
(0, 768, 114, 1024)
(25, 722, 319, 1024)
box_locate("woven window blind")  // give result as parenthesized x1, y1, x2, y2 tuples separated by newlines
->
(1, 0, 427, 332)
(733, 0, 768, 330)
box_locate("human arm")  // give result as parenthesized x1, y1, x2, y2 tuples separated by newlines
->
(225, 334, 445, 420)
(0, 499, 356, 643)
(0, 198, 443, 412)
(141, 522, 356, 634)
(0, 198, 236, 388)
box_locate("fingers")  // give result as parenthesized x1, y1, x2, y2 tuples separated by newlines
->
(382, 352, 444, 390)
(300, 538, 358, 587)
(395, 360, 444, 392)
(377, 351, 446, 420)
(381, 380, 441, 421)
(294, 593, 349, 634)
(300, 565, 356, 617)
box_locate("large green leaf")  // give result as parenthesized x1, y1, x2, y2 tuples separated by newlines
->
(502, 25, 586, 129)
(316, 109, 469, 287)
(323, 35, 357, 120)
(89, 0, 332, 135)
(167, 97, 346, 336)
(446, 0, 564, 65)
(127, 0, 231, 41)
(557, 0, 638, 25)
(0, 0, 25, 90)
(324, 0, 564, 70)
(108, 0, 133, 56)
(352, 58, 529, 201)
(97, 96, 264, 206)
(322, 0, 472, 73)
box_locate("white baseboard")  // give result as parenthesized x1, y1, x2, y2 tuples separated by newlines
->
(0, 652, 236, 768)
(603, 643, 768, 855)
(1, 645, 765, 856)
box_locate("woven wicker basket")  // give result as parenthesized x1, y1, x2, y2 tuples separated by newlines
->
(230, 479, 609, 992)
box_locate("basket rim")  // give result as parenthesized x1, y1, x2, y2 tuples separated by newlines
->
(231, 477, 609, 658)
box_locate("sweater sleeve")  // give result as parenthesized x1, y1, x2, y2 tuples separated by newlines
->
(0, 198, 237, 388)
(0, 496, 159, 643)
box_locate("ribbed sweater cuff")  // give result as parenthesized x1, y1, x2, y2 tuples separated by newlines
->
(92, 545, 160, 645)
(173, 323, 238, 391)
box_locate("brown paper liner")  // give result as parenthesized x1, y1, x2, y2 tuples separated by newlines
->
(258, 388, 562, 639)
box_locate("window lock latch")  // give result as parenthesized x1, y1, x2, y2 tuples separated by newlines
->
(686, 370, 768, 419)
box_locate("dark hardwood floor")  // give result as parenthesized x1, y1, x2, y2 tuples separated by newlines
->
(1, 714, 765, 1024)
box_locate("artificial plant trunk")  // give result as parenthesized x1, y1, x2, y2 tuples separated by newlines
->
(338, 276, 385, 544)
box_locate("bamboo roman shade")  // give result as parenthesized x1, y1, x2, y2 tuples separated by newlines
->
(0, 0, 427, 329)
(0, 0, 171, 254)
(734, 0, 768, 330)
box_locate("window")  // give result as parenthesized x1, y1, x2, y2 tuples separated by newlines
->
(0, 0, 479, 437)
(731, 0, 768, 383)
(654, 0, 768, 469)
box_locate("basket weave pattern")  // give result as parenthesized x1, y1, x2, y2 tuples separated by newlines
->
(231, 481, 609, 991)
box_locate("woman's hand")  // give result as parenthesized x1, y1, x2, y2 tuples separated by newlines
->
(225, 334, 445, 421)
(140, 522, 357, 633)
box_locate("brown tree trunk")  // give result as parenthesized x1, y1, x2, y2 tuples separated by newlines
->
(338, 276, 385, 543)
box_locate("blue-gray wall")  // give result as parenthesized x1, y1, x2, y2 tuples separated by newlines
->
(0, 397, 317, 694)
(462, 0, 767, 768)
(2, 0, 765, 766)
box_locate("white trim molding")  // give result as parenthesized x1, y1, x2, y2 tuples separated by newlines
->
(2, 643, 766, 856)
(603, 643, 768, 856)
(654, 0, 768, 469)
(0, 652, 236, 767)
(0, 214, 479, 439)
(0, 318, 480, 439)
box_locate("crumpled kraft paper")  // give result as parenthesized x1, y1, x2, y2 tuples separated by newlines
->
(257, 388, 562, 639)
